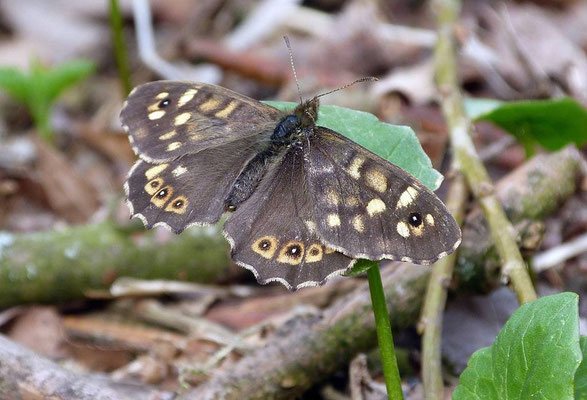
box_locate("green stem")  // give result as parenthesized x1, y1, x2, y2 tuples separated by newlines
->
(109, 0, 132, 96)
(367, 263, 404, 400)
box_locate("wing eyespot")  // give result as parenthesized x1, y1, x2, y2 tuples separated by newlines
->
(408, 212, 422, 227)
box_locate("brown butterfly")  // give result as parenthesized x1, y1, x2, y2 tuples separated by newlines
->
(121, 81, 461, 289)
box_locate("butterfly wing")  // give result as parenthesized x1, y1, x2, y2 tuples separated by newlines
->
(121, 81, 283, 162)
(306, 127, 461, 264)
(223, 144, 355, 290)
(125, 137, 262, 232)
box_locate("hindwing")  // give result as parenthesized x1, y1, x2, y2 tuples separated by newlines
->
(120, 81, 283, 162)
(224, 144, 355, 290)
(306, 127, 461, 264)
(125, 137, 262, 232)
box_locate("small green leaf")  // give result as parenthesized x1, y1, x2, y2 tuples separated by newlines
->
(344, 259, 378, 277)
(575, 336, 587, 400)
(263, 101, 443, 191)
(467, 97, 587, 154)
(464, 97, 504, 120)
(453, 292, 582, 400)
(0, 67, 31, 104)
(42, 59, 95, 103)
(0, 59, 95, 143)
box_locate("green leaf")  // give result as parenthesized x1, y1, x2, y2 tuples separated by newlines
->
(0, 59, 95, 143)
(41, 59, 95, 103)
(0, 67, 31, 104)
(469, 97, 587, 154)
(575, 336, 587, 400)
(464, 97, 504, 120)
(263, 101, 443, 191)
(453, 292, 581, 400)
(344, 259, 378, 277)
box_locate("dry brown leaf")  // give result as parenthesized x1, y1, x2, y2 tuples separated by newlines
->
(7, 306, 69, 359)
(33, 136, 100, 223)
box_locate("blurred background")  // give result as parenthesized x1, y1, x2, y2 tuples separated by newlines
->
(0, 0, 585, 399)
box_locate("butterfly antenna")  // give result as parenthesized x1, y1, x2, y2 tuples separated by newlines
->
(313, 77, 378, 100)
(284, 36, 303, 104)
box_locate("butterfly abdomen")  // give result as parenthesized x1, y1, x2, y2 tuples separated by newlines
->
(225, 149, 283, 211)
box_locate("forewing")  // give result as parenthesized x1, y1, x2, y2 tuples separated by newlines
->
(125, 138, 260, 232)
(121, 81, 282, 161)
(224, 145, 355, 290)
(306, 127, 461, 264)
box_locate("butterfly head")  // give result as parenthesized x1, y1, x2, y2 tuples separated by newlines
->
(295, 97, 319, 128)
(271, 98, 319, 146)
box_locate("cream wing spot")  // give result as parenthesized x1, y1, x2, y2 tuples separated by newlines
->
(145, 163, 169, 180)
(327, 213, 341, 227)
(148, 110, 165, 120)
(426, 214, 435, 226)
(366, 198, 386, 216)
(200, 98, 220, 112)
(172, 166, 187, 177)
(159, 130, 177, 140)
(177, 89, 198, 107)
(347, 156, 365, 179)
(325, 189, 340, 206)
(155, 92, 169, 99)
(365, 170, 387, 193)
(174, 112, 191, 126)
(352, 215, 365, 232)
(305, 220, 317, 233)
(215, 101, 238, 118)
(396, 186, 419, 209)
(346, 196, 359, 207)
(167, 142, 182, 151)
(397, 222, 410, 238)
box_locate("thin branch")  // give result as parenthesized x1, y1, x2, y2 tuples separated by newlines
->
(0, 334, 172, 400)
(432, 0, 537, 304)
(419, 171, 468, 399)
(131, 0, 221, 82)
(532, 233, 587, 273)
(0, 221, 232, 307)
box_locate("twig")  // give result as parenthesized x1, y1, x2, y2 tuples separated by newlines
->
(0, 334, 173, 400)
(419, 171, 468, 399)
(0, 221, 232, 307)
(224, 0, 301, 51)
(432, 0, 537, 304)
(457, 145, 583, 289)
(532, 233, 587, 273)
(109, 277, 253, 298)
(130, 299, 241, 346)
(131, 0, 221, 82)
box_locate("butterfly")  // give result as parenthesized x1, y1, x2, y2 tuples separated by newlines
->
(121, 81, 461, 290)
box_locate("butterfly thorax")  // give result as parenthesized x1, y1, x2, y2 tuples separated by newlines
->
(224, 98, 319, 212)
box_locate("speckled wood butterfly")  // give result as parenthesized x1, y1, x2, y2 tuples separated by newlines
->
(121, 81, 461, 290)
